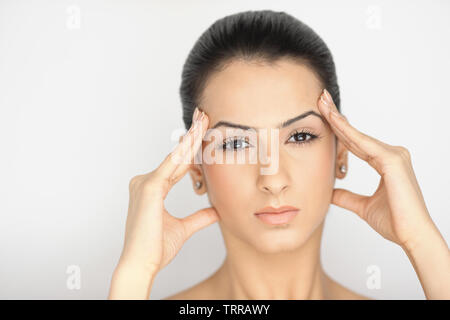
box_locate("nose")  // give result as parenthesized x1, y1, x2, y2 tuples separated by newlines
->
(256, 165, 290, 196)
(255, 128, 290, 196)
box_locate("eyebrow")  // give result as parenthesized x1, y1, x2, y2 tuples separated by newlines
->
(211, 110, 325, 130)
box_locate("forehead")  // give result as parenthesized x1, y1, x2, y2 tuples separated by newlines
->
(199, 58, 324, 127)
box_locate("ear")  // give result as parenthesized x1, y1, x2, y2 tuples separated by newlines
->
(189, 164, 206, 194)
(335, 137, 348, 179)
(178, 135, 207, 194)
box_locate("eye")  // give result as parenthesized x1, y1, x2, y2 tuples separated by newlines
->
(222, 137, 251, 151)
(286, 129, 319, 146)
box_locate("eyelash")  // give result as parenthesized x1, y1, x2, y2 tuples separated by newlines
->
(221, 129, 320, 151)
(286, 129, 320, 147)
(222, 136, 252, 151)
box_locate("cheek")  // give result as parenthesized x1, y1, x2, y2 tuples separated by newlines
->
(287, 140, 335, 211)
(306, 143, 335, 184)
(202, 161, 255, 216)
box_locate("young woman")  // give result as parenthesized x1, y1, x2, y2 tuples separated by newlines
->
(108, 10, 450, 300)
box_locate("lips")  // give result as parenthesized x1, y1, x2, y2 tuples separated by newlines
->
(254, 205, 300, 225)
(255, 205, 299, 215)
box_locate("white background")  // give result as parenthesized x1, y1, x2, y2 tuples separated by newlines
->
(0, 0, 449, 299)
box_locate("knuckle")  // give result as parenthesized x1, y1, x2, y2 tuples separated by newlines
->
(364, 152, 378, 166)
(385, 146, 410, 165)
(128, 175, 142, 191)
(394, 145, 411, 162)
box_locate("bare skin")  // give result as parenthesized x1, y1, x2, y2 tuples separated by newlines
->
(163, 222, 371, 300)
(108, 58, 449, 300)
(163, 269, 371, 300)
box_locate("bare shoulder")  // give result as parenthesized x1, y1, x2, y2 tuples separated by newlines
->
(324, 273, 373, 300)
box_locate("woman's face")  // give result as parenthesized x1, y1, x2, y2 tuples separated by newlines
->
(192, 58, 342, 253)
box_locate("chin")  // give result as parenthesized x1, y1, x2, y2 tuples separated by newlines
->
(249, 227, 312, 254)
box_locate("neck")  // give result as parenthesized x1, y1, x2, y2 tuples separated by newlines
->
(213, 221, 330, 299)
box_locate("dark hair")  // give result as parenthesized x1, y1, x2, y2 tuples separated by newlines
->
(179, 9, 340, 130)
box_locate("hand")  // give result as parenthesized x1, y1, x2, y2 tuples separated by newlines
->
(317, 89, 436, 251)
(118, 107, 219, 275)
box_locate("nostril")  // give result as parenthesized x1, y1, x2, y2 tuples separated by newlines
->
(263, 185, 288, 194)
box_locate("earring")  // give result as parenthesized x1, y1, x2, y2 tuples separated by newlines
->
(195, 181, 202, 189)
(339, 164, 347, 174)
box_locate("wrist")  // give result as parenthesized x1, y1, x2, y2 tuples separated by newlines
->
(399, 220, 450, 300)
(109, 262, 158, 300)
(401, 220, 446, 254)
(115, 257, 160, 280)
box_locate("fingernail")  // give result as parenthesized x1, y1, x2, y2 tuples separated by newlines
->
(199, 111, 205, 121)
(193, 108, 199, 122)
(320, 94, 329, 107)
(193, 118, 200, 131)
(196, 109, 203, 121)
(187, 119, 198, 135)
(323, 89, 333, 105)
(320, 90, 329, 107)
(324, 90, 343, 119)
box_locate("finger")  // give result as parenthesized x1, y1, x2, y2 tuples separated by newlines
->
(317, 89, 390, 175)
(170, 110, 209, 185)
(182, 207, 220, 239)
(331, 188, 369, 220)
(154, 108, 202, 182)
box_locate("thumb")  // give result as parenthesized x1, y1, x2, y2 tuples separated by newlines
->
(331, 188, 368, 219)
(181, 207, 220, 239)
